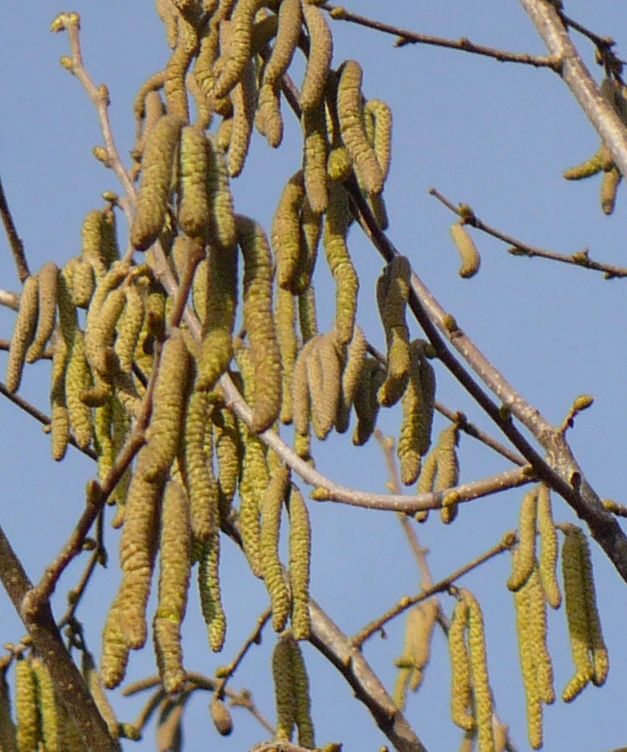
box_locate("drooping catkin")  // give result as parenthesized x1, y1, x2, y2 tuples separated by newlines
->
(256, 79, 284, 148)
(31, 657, 62, 752)
(214, 0, 264, 98)
(288, 484, 312, 640)
(207, 137, 238, 250)
(15, 658, 39, 752)
(600, 165, 621, 215)
(352, 355, 385, 446)
(227, 58, 256, 178)
(101, 593, 131, 689)
(448, 599, 474, 732)
(364, 98, 392, 182)
(508, 489, 539, 592)
(0, 665, 16, 752)
(237, 215, 282, 432)
(154, 480, 192, 694)
(26, 262, 58, 363)
(298, 285, 319, 343)
(395, 599, 439, 708)
(66, 257, 95, 309)
(212, 403, 242, 516)
(81, 209, 109, 280)
(81, 651, 119, 740)
(300, 3, 333, 113)
(276, 287, 298, 425)
(178, 125, 212, 238)
(114, 281, 146, 374)
(376, 256, 411, 407)
(64, 330, 93, 450)
(272, 634, 296, 743)
(198, 531, 227, 652)
(237, 425, 267, 576)
(563, 145, 612, 180)
(50, 336, 71, 462)
(324, 181, 359, 346)
(462, 590, 495, 752)
(337, 60, 384, 195)
(537, 484, 561, 608)
(335, 324, 367, 434)
(6, 275, 39, 393)
(450, 223, 481, 279)
(260, 465, 291, 632)
(293, 198, 321, 295)
(307, 332, 342, 440)
(263, 0, 301, 88)
(272, 171, 306, 290)
(291, 637, 315, 749)
(302, 103, 329, 214)
(131, 114, 183, 250)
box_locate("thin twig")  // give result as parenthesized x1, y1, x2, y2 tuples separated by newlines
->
(0, 289, 19, 311)
(0, 173, 30, 282)
(352, 533, 515, 648)
(321, 3, 561, 69)
(430, 187, 627, 280)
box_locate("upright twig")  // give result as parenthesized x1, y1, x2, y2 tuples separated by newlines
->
(0, 173, 30, 282)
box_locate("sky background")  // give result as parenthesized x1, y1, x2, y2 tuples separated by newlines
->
(1, 2, 626, 751)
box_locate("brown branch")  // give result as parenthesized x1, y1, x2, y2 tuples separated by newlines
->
(0, 525, 119, 751)
(352, 534, 515, 648)
(0, 290, 19, 311)
(430, 187, 627, 280)
(321, 3, 561, 69)
(0, 173, 30, 283)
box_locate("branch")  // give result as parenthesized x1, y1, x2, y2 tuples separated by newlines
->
(519, 0, 627, 177)
(0, 525, 119, 751)
(0, 173, 30, 283)
(321, 3, 561, 69)
(0, 290, 19, 311)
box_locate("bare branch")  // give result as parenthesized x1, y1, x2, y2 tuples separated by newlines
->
(0, 289, 19, 311)
(0, 173, 30, 283)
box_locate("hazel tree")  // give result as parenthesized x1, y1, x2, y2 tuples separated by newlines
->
(0, 2, 626, 751)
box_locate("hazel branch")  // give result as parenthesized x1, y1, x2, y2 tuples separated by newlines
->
(0, 172, 30, 283)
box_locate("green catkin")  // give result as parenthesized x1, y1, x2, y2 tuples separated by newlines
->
(163, 13, 198, 122)
(31, 658, 62, 752)
(352, 356, 385, 446)
(199, 531, 227, 651)
(337, 60, 384, 195)
(563, 144, 612, 180)
(227, 58, 256, 177)
(251, 13, 279, 57)
(298, 285, 319, 342)
(272, 171, 306, 290)
(300, 3, 333, 113)
(26, 262, 58, 363)
(212, 404, 242, 516)
(15, 659, 39, 752)
(508, 489, 539, 592)
(178, 125, 212, 238)
(436, 424, 460, 523)
(293, 198, 322, 297)
(215, 116, 234, 153)
(154, 481, 192, 694)
(273, 634, 297, 742)
(115, 281, 146, 374)
(365, 98, 392, 181)
(292, 336, 317, 440)
(394, 600, 439, 708)
(141, 328, 192, 482)
(256, 80, 284, 147)
(65, 257, 95, 309)
(261, 465, 291, 632)
(6, 275, 39, 392)
(537, 484, 561, 608)
(101, 593, 131, 689)
(207, 137, 238, 250)
(101, 207, 120, 269)
(290, 638, 315, 748)
(449, 600, 473, 732)
(81, 210, 109, 280)
(0, 666, 16, 752)
(50, 337, 71, 462)
(64, 330, 93, 450)
(451, 223, 481, 279)
(326, 144, 352, 182)
(600, 165, 621, 215)
(237, 215, 282, 432)
(214, 0, 265, 99)
(324, 181, 359, 346)
(307, 332, 342, 440)
(376, 255, 411, 407)
(263, 0, 301, 87)
(85, 287, 126, 379)
(302, 103, 329, 214)
(335, 324, 367, 434)
(527, 567, 555, 706)
(131, 114, 184, 250)
(289, 485, 312, 640)
(462, 590, 495, 752)
(183, 387, 220, 542)
(276, 287, 298, 424)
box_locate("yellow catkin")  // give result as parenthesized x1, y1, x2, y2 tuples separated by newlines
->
(263, 0, 301, 87)
(600, 165, 621, 215)
(300, 3, 333, 113)
(563, 145, 612, 180)
(307, 332, 342, 440)
(395, 600, 439, 704)
(237, 421, 267, 576)
(507, 489, 539, 592)
(64, 257, 95, 309)
(293, 198, 321, 294)
(208, 138, 238, 250)
(142, 328, 192, 482)
(85, 287, 126, 380)
(237, 215, 282, 432)
(326, 144, 352, 182)
(101, 593, 131, 689)
(0, 666, 16, 752)
(131, 114, 183, 250)
(272, 171, 306, 290)
(324, 181, 359, 346)
(183, 387, 220, 542)
(289, 484, 312, 640)
(537, 484, 561, 608)
(212, 404, 242, 516)
(31, 658, 62, 752)
(214, 0, 265, 98)
(26, 262, 58, 363)
(81, 651, 119, 739)
(101, 207, 120, 269)
(290, 638, 315, 748)
(335, 324, 367, 434)
(154, 480, 192, 694)
(448, 600, 474, 732)
(435, 423, 460, 520)
(114, 281, 146, 374)
(15, 658, 39, 752)
(261, 465, 291, 632)
(352, 356, 385, 446)
(64, 330, 93, 450)
(256, 80, 284, 147)
(527, 567, 555, 706)
(337, 60, 384, 195)
(302, 103, 329, 214)
(376, 256, 411, 407)
(227, 58, 256, 177)
(272, 634, 296, 742)
(178, 125, 212, 238)
(276, 287, 298, 425)
(199, 531, 227, 651)
(50, 337, 71, 462)
(364, 98, 392, 181)
(292, 336, 317, 440)
(462, 590, 495, 752)
(251, 13, 279, 57)
(6, 275, 39, 393)
(80, 210, 109, 280)
(450, 223, 481, 279)
(298, 285, 319, 343)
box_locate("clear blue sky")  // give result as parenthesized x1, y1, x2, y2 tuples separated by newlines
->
(1, 2, 626, 751)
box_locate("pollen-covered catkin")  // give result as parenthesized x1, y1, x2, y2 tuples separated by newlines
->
(337, 60, 384, 195)
(563, 144, 612, 180)
(395, 599, 439, 706)
(154, 481, 192, 694)
(0, 666, 16, 752)
(526, 567, 555, 706)
(600, 165, 621, 215)
(537, 484, 561, 608)
(101, 593, 131, 689)
(267, 0, 302, 85)
(272, 634, 296, 743)
(178, 125, 211, 238)
(198, 532, 227, 652)
(81, 210, 109, 280)
(50, 336, 70, 462)
(31, 658, 62, 752)
(291, 637, 315, 749)
(276, 287, 298, 425)
(293, 199, 321, 295)
(376, 256, 411, 407)
(237, 215, 282, 432)
(272, 171, 306, 290)
(300, 2, 333, 113)
(302, 104, 329, 214)
(352, 356, 385, 446)
(227, 58, 256, 178)
(207, 138, 238, 250)
(26, 262, 58, 363)
(6, 275, 39, 392)
(335, 324, 367, 434)
(451, 223, 481, 279)
(131, 114, 183, 250)
(307, 332, 342, 440)
(260, 465, 291, 632)
(81, 651, 119, 740)
(213, 0, 264, 99)
(298, 285, 319, 343)
(256, 80, 284, 148)
(448, 599, 474, 732)
(212, 404, 242, 515)
(114, 281, 146, 374)
(15, 658, 39, 752)
(508, 489, 539, 592)
(463, 589, 495, 752)
(324, 181, 359, 345)
(289, 484, 312, 640)
(364, 98, 392, 181)
(64, 330, 93, 450)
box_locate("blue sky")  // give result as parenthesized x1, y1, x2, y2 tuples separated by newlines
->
(1, 2, 626, 751)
